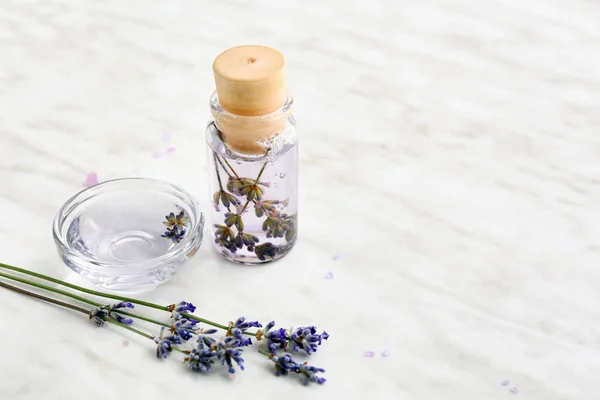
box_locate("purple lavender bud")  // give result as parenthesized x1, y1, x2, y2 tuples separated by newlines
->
(230, 328, 253, 346)
(272, 353, 298, 376)
(115, 302, 134, 309)
(90, 302, 136, 326)
(297, 363, 327, 385)
(173, 318, 197, 341)
(154, 333, 180, 359)
(187, 346, 217, 372)
(290, 326, 329, 355)
(268, 352, 326, 385)
(175, 301, 196, 314)
(197, 332, 217, 349)
(114, 314, 134, 325)
(228, 316, 262, 346)
(216, 336, 245, 374)
(263, 321, 288, 352)
(232, 317, 262, 331)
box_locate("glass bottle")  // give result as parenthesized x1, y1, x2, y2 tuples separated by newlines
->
(205, 45, 298, 264)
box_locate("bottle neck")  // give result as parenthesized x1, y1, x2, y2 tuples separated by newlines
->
(210, 91, 293, 155)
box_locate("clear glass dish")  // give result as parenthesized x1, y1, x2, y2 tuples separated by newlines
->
(52, 178, 204, 293)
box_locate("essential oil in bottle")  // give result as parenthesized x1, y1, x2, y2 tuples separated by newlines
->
(205, 45, 298, 264)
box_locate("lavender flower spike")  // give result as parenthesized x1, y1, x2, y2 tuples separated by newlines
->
(110, 301, 135, 325)
(297, 363, 327, 385)
(229, 317, 262, 346)
(216, 336, 245, 374)
(267, 352, 326, 385)
(171, 318, 198, 342)
(196, 328, 218, 349)
(186, 346, 217, 372)
(290, 326, 329, 355)
(170, 301, 197, 320)
(272, 353, 297, 376)
(154, 327, 182, 359)
(174, 301, 196, 314)
(155, 337, 173, 359)
(263, 321, 288, 353)
(89, 302, 135, 326)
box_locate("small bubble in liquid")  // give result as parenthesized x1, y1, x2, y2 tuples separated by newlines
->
(279, 172, 286, 178)
(235, 158, 242, 165)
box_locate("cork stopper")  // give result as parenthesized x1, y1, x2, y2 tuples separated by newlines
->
(213, 45, 286, 116)
(211, 45, 290, 155)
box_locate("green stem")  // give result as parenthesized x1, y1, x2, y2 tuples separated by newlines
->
(221, 156, 240, 179)
(104, 317, 154, 340)
(0, 262, 168, 311)
(0, 270, 170, 328)
(215, 154, 272, 217)
(254, 159, 269, 184)
(215, 153, 234, 179)
(181, 312, 229, 330)
(0, 280, 90, 314)
(240, 157, 270, 214)
(258, 349, 273, 357)
(213, 152, 232, 212)
(0, 270, 103, 307)
(0, 279, 156, 341)
(0, 262, 260, 336)
(213, 152, 226, 191)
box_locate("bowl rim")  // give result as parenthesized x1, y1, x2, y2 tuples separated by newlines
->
(52, 177, 204, 274)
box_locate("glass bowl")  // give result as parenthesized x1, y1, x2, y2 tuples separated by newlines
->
(53, 178, 204, 293)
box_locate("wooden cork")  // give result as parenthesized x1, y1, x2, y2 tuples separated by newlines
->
(212, 45, 290, 155)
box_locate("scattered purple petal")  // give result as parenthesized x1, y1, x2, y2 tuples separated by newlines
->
(363, 351, 375, 358)
(332, 253, 340, 261)
(152, 152, 163, 159)
(501, 381, 510, 387)
(163, 133, 170, 142)
(167, 146, 176, 153)
(324, 271, 334, 279)
(382, 349, 391, 357)
(85, 172, 98, 186)
(509, 387, 519, 394)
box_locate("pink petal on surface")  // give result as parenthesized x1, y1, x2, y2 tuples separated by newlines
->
(122, 340, 129, 347)
(382, 349, 391, 357)
(228, 373, 236, 380)
(163, 133, 170, 142)
(325, 271, 334, 279)
(364, 351, 375, 358)
(152, 152, 163, 159)
(509, 387, 519, 395)
(167, 146, 176, 152)
(85, 172, 98, 186)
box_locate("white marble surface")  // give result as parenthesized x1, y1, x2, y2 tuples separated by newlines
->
(1, 0, 600, 398)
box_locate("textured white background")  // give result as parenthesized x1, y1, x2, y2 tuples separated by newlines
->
(1, 0, 600, 399)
